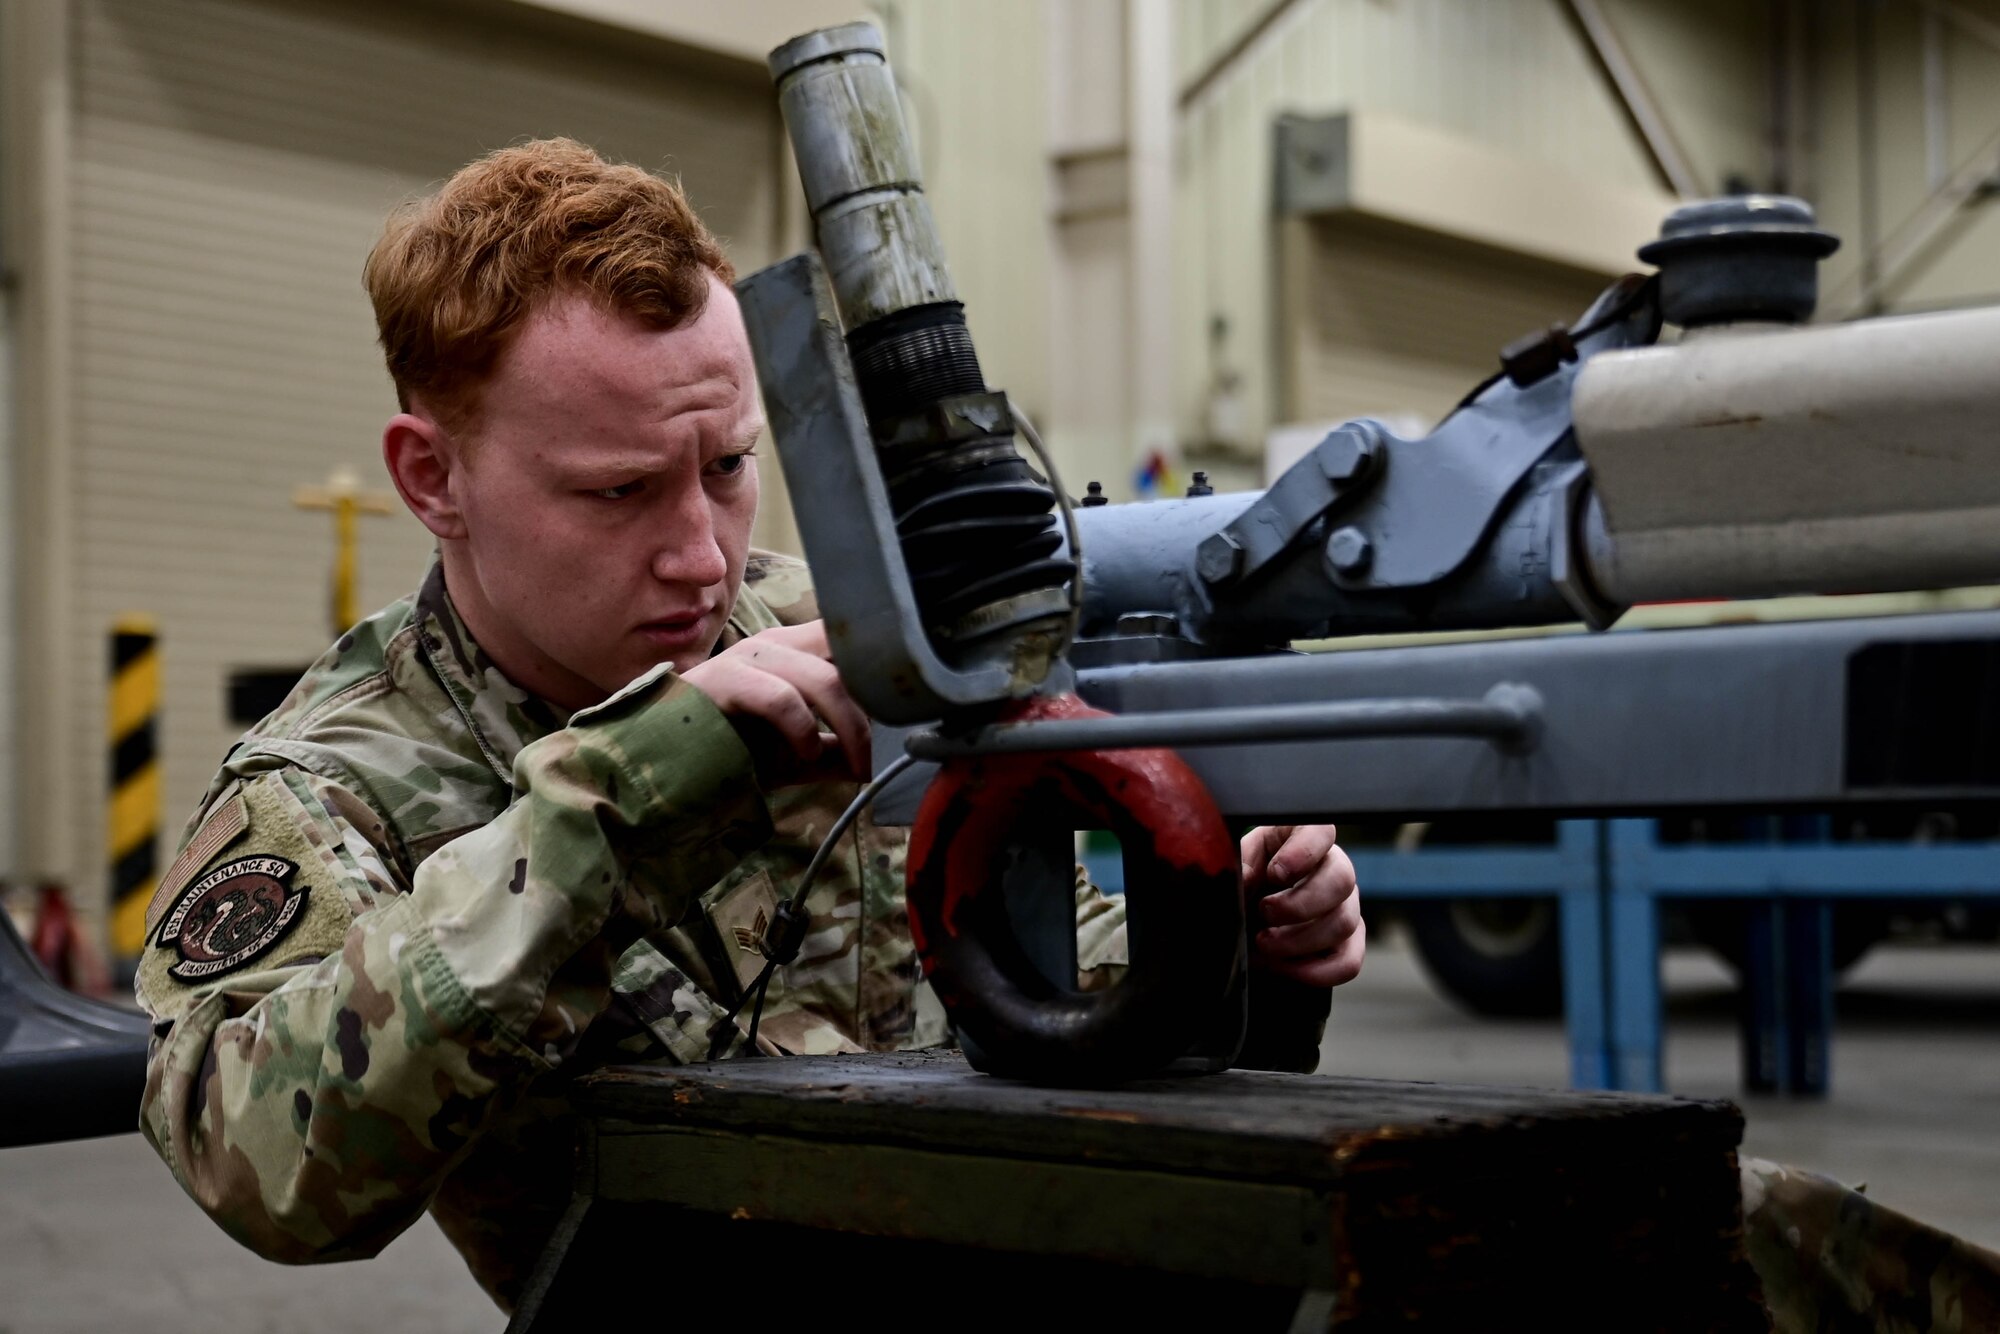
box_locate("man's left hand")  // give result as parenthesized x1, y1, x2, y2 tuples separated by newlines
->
(1240, 825, 1364, 988)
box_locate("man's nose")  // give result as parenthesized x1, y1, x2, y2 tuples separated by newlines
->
(651, 484, 729, 588)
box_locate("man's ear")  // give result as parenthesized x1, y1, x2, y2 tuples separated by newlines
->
(383, 411, 467, 540)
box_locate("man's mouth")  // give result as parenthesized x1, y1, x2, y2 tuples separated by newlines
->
(636, 609, 715, 648)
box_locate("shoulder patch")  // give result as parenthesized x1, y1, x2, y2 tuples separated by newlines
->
(137, 775, 356, 1016)
(154, 856, 308, 981)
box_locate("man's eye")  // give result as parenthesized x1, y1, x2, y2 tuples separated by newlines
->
(590, 481, 644, 500)
(712, 451, 754, 476)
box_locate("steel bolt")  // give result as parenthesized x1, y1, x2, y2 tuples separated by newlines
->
(1196, 533, 1245, 587)
(1325, 526, 1373, 578)
(1315, 423, 1382, 485)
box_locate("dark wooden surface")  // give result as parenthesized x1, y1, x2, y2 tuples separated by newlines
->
(576, 1048, 1744, 1182)
(522, 1052, 1768, 1332)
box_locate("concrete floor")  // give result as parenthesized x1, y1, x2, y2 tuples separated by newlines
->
(3, 931, 1996, 1333)
(1326, 930, 2000, 1250)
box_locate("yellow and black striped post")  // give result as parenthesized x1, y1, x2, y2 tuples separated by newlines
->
(108, 615, 160, 960)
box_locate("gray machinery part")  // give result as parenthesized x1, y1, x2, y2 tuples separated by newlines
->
(769, 24, 956, 329)
(904, 685, 1542, 760)
(738, 255, 1056, 724)
(756, 22, 1072, 725)
(1063, 273, 1659, 650)
(753, 45, 2000, 835)
(1057, 194, 1998, 658)
(870, 607, 2000, 825)
(806, 180, 2000, 824)
(1072, 285, 2000, 651)
(0, 908, 150, 1147)
(1078, 608, 2000, 821)
(1575, 305, 2000, 604)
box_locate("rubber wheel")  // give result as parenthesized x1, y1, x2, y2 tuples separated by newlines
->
(1687, 904, 1886, 977)
(1406, 897, 1564, 1018)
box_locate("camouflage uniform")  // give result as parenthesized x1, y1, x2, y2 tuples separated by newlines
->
(1741, 1157, 2000, 1334)
(135, 552, 1127, 1310)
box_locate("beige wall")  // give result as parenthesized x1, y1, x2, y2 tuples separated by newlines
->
(1174, 0, 1677, 475)
(1595, 0, 1774, 196)
(3, 0, 790, 923)
(867, 1, 1054, 429)
(517, 0, 867, 65)
(1814, 0, 2000, 318)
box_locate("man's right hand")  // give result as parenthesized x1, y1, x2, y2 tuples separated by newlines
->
(680, 621, 871, 788)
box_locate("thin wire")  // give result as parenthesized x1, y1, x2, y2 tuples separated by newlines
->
(709, 752, 921, 1059)
(1449, 273, 1660, 416)
(1010, 404, 1085, 644)
(716, 409, 1072, 1061)
(788, 752, 918, 912)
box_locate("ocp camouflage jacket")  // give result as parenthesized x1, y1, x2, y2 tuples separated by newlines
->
(134, 553, 1127, 1309)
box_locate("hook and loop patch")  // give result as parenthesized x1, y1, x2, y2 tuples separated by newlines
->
(155, 855, 309, 982)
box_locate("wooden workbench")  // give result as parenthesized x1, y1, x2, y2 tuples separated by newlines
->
(508, 1051, 1766, 1331)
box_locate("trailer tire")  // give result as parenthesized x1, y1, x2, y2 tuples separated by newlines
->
(1407, 897, 1564, 1018)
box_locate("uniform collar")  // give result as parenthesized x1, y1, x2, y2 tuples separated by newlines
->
(414, 557, 780, 785)
(413, 560, 569, 784)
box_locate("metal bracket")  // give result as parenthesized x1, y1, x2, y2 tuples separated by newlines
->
(1273, 111, 1354, 215)
(736, 253, 1038, 724)
(1201, 275, 1659, 604)
(1320, 371, 1578, 592)
(1196, 421, 1383, 591)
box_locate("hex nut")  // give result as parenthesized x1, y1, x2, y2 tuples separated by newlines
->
(1196, 533, 1244, 586)
(1315, 423, 1382, 485)
(1325, 526, 1373, 578)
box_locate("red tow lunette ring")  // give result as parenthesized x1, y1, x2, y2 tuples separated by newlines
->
(906, 694, 1244, 1083)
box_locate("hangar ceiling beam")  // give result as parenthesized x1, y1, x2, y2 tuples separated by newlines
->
(1826, 0, 2000, 321)
(1177, 0, 1309, 113)
(1557, 0, 1704, 200)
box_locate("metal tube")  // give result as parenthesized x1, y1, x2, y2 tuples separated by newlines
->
(768, 23, 955, 328)
(1574, 306, 2000, 603)
(904, 684, 1543, 759)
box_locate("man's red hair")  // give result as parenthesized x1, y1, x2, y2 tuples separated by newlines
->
(364, 137, 734, 431)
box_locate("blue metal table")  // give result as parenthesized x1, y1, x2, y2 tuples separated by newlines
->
(1347, 822, 2000, 1096)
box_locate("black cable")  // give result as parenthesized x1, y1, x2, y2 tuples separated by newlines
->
(703, 753, 920, 1060)
(1448, 272, 1661, 416)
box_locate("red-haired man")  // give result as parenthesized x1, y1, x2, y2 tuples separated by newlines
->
(133, 139, 1364, 1311)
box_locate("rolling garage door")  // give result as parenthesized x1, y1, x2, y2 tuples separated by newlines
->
(1277, 213, 1615, 433)
(64, 0, 785, 940)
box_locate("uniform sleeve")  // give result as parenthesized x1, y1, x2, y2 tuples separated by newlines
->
(136, 669, 770, 1263)
(1740, 1156, 2000, 1332)
(1074, 866, 1129, 993)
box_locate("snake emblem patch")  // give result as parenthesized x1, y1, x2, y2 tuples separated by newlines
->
(156, 855, 308, 981)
